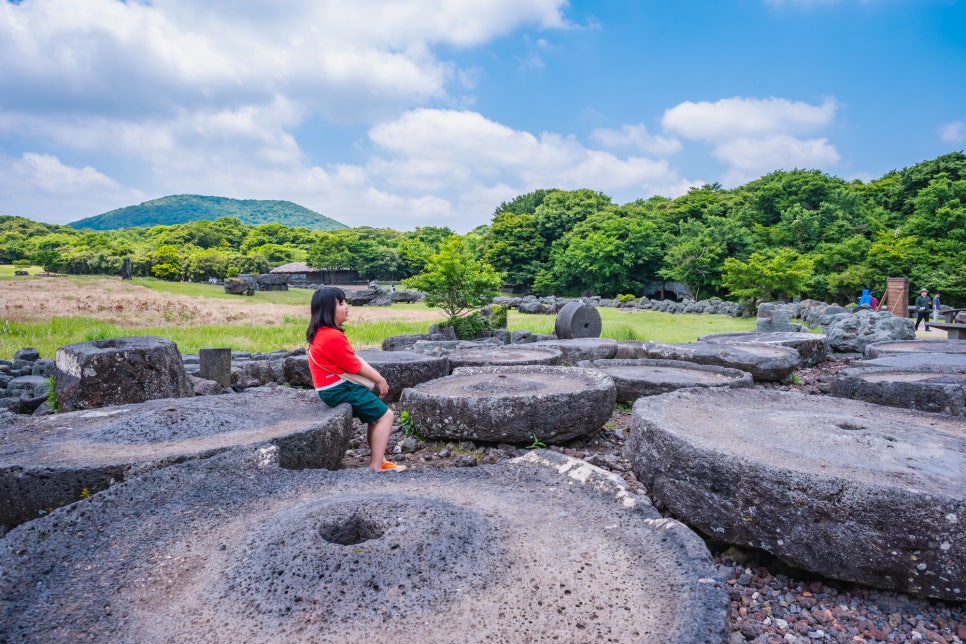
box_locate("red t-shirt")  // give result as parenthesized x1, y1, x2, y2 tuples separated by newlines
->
(307, 327, 362, 389)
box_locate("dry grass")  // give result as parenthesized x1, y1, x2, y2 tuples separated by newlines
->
(0, 277, 443, 328)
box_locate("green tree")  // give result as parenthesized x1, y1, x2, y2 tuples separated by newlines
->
(533, 188, 612, 245)
(535, 205, 662, 297)
(403, 236, 504, 320)
(722, 248, 814, 306)
(482, 211, 545, 290)
(660, 216, 753, 299)
(32, 248, 66, 273)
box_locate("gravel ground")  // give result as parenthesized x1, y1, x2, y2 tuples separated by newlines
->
(341, 355, 966, 643)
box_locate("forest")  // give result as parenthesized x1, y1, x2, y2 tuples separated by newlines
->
(1, 151, 964, 307)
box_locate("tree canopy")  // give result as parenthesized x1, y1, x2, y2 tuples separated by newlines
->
(4, 151, 966, 306)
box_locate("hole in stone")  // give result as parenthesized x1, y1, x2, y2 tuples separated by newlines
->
(319, 515, 385, 545)
(835, 422, 866, 431)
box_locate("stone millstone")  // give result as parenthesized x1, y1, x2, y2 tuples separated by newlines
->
(831, 365, 966, 416)
(554, 301, 602, 339)
(624, 388, 966, 600)
(529, 337, 618, 365)
(434, 344, 562, 373)
(862, 352, 966, 370)
(698, 331, 829, 367)
(635, 341, 799, 382)
(578, 358, 753, 403)
(55, 336, 193, 412)
(0, 449, 730, 643)
(400, 365, 616, 444)
(283, 350, 449, 402)
(0, 387, 352, 533)
(866, 340, 966, 359)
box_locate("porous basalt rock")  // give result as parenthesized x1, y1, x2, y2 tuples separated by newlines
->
(865, 339, 966, 359)
(554, 301, 602, 339)
(831, 365, 966, 416)
(0, 449, 729, 643)
(401, 365, 616, 444)
(0, 387, 352, 533)
(698, 331, 829, 367)
(634, 341, 799, 382)
(577, 358, 753, 403)
(528, 337, 618, 365)
(283, 350, 449, 402)
(412, 344, 562, 373)
(55, 336, 193, 412)
(625, 387, 966, 600)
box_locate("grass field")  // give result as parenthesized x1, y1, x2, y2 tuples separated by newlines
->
(1, 273, 756, 359)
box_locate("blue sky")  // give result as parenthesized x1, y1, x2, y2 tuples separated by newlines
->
(1, 0, 963, 232)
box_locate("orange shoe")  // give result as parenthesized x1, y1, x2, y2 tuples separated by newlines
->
(378, 461, 407, 473)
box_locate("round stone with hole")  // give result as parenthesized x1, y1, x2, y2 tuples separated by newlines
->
(0, 449, 730, 642)
(554, 301, 602, 339)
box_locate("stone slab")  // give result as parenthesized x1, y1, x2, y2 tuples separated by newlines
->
(832, 366, 966, 416)
(862, 353, 966, 370)
(635, 341, 799, 382)
(577, 358, 753, 403)
(698, 331, 829, 367)
(866, 340, 966, 359)
(0, 449, 729, 643)
(419, 344, 563, 373)
(401, 365, 616, 444)
(625, 388, 966, 600)
(55, 336, 193, 412)
(0, 387, 352, 533)
(528, 338, 618, 366)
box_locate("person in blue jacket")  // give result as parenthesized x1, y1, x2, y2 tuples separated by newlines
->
(858, 289, 872, 306)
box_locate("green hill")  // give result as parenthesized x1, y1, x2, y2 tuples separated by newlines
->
(68, 195, 348, 231)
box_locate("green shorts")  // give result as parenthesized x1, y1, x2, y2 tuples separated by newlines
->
(317, 381, 389, 424)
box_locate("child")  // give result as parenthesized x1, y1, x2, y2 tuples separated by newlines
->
(306, 286, 404, 472)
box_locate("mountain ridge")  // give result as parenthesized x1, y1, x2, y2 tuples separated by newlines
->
(68, 194, 348, 231)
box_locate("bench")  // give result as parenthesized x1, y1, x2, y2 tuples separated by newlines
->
(928, 322, 966, 339)
(941, 308, 966, 323)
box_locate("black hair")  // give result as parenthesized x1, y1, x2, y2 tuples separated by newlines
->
(306, 286, 346, 343)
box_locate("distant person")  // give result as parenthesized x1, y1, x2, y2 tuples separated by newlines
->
(306, 286, 404, 473)
(914, 287, 932, 332)
(933, 292, 941, 322)
(858, 289, 872, 306)
(870, 293, 879, 309)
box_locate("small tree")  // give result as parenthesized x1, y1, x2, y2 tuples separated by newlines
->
(722, 248, 814, 306)
(403, 235, 504, 321)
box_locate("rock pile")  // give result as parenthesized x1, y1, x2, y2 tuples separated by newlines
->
(0, 348, 54, 417)
(493, 294, 748, 317)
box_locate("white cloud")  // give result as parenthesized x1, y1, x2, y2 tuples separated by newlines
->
(0, 0, 581, 229)
(663, 96, 837, 140)
(0, 152, 146, 220)
(590, 124, 682, 155)
(359, 108, 697, 226)
(939, 121, 966, 144)
(661, 96, 840, 186)
(716, 134, 841, 185)
(0, 0, 569, 123)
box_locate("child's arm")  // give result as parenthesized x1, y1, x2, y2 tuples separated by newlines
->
(355, 360, 389, 398)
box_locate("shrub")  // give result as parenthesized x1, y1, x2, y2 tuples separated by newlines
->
(616, 293, 637, 303)
(487, 304, 508, 329)
(442, 312, 491, 339)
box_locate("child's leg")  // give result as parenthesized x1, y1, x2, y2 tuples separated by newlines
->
(367, 408, 394, 472)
